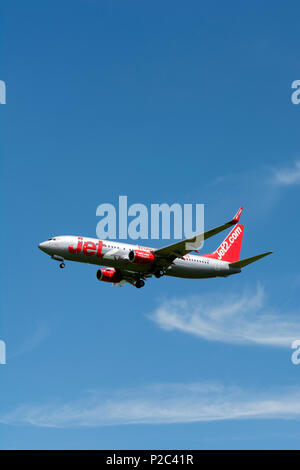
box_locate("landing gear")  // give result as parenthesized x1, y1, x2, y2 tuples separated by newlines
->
(135, 279, 145, 289)
(154, 269, 164, 278)
(52, 254, 65, 269)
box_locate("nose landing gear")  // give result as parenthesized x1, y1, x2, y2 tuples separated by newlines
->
(51, 254, 65, 269)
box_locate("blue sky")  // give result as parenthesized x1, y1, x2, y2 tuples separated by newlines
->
(1, 0, 300, 449)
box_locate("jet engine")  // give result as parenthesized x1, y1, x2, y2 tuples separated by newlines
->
(96, 268, 123, 283)
(128, 249, 155, 265)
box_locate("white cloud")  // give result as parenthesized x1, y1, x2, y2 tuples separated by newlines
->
(148, 285, 300, 347)
(272, 160, 300, 186)
(2, 382, 300, 427)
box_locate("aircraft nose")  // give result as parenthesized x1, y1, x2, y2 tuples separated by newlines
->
(38, 241, 48, 252)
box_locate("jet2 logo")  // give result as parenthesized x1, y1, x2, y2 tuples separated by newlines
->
(216, 225, 242, 260)
(68, 237, 104, 257)
(291, 80, 300, 105)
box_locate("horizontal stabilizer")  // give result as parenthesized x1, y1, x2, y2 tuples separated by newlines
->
(229, 251, 273, 269)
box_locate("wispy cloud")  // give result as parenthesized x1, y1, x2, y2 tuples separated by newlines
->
(8, 324, 49, 360)
(210, 161, 300, 188)
(148, 285, 300, 347)
(271, 160, 300, 186)
(2, 382, 300, 427)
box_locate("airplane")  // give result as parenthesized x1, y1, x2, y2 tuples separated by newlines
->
(38, 207, 272, 288)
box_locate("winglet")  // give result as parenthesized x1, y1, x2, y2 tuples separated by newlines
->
(230, 206, 243, 225)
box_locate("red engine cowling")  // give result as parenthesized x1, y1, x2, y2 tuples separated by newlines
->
(128, 249, 155, 265)
(96, 268, 123, 283)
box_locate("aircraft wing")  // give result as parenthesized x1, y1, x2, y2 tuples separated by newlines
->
(154, 206, 243, 261)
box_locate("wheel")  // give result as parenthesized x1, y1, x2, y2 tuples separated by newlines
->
(59, 262, 65, 269)
(135, 279, 145, 288)
(154, 269, 164, 278)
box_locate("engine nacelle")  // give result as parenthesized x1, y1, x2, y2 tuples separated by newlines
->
(128, 249, 155, 265)
(96, 268, 123, 283)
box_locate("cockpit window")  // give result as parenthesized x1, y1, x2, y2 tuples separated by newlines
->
(48, 238, 56, 241)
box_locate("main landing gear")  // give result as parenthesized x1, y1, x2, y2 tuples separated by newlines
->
(59, 262, 65, 269)
(154, 269, 164, 278)
(135, 279, 145, 289)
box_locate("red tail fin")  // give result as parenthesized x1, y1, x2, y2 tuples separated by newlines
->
(203, 224, 244, 262)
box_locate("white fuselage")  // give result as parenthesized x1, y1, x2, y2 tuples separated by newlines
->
(38, 235, 241, 279)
